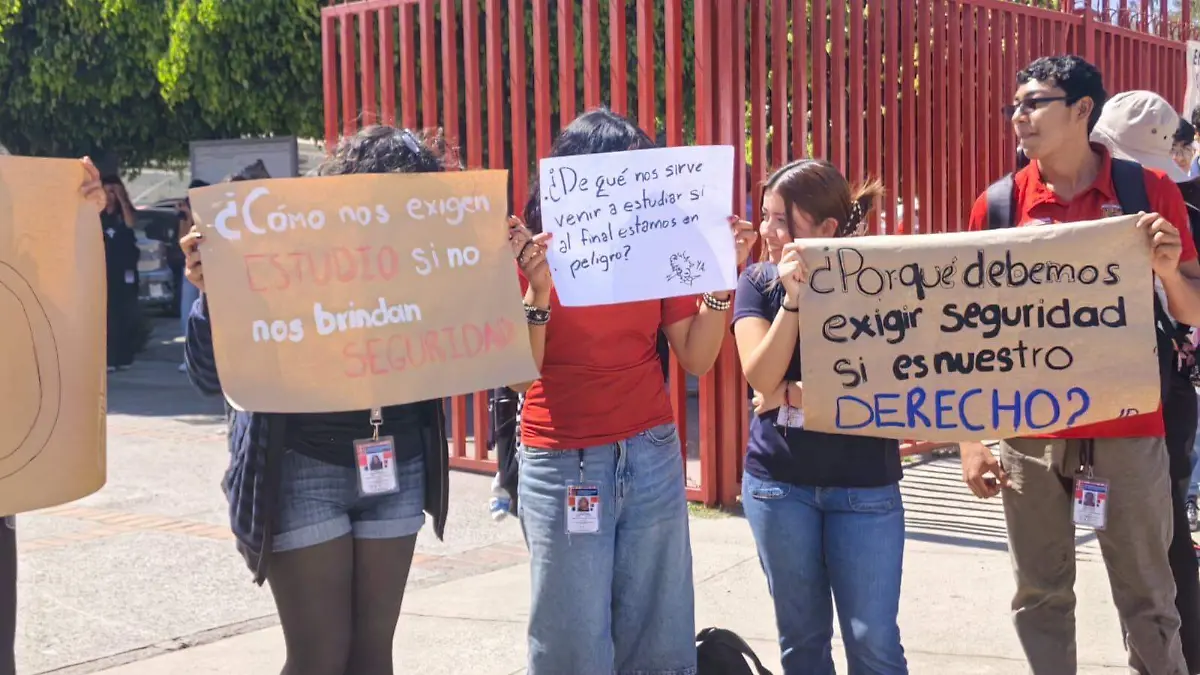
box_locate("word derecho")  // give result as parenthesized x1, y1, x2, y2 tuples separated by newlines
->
(190, 171, 537, 413)
(796, 217, 1159, 442)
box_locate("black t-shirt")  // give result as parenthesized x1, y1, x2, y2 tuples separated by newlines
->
(732, 263, 902, 488)
(100, 212, 139, 292)
(285, 402, 433, 468)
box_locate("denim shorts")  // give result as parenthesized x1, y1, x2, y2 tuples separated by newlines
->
(271, 449, 425, 552)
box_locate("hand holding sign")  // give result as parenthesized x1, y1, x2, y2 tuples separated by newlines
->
(180, 226, 205, 292)
(508, 216, 553, 295)
(777, 244, 809, 304)
(1137, 212, 1185, 277)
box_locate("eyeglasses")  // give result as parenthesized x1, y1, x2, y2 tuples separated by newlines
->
(1003, 96, 1072, 118)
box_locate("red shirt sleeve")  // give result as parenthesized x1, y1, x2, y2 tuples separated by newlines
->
(966, 192, 989, 233)
(662, 294, 700, 327)
(1146, 171, 1198, 264)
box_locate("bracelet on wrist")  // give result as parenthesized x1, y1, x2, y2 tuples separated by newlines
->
(524, 303, 550, 326)
(702, 292, 732, 312)
(781, 303, 798, 312)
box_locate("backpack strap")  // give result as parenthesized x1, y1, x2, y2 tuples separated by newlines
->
(985, 174, 1017, 229)
(696, 627, 775, 675)
(1110, 157, 1152, 214)
(1109, 158, 1179, 332)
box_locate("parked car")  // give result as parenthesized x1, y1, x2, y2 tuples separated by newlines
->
(132, 204, 182, 316)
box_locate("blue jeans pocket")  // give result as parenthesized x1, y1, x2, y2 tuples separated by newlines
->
(747, 476, 791, 501)
(521, 446, 564, 461)
(642, 423, 679, 447)
(846, 484, 901, 513)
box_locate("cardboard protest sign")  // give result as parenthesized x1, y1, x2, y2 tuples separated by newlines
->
(796, 216, 1158, 441)
(0, 157, 107, 515)
(538, 145, 736, 306)
(1186, 41, 1200, 127)
(189, 170, 538, 413)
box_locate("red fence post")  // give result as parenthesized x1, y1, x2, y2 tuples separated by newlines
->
(319, 0, 1193, 502)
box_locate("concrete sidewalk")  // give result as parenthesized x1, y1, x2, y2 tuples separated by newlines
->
(89, 460, 1130, 675)
(16, 321, 1132, 674)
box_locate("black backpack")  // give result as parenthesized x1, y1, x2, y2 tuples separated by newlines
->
(696, 627, 774, 675)
(984, 157, 1188, 407)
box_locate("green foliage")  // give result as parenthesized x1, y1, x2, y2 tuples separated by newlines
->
(0, 0, 322, 167)
(0, 1, 192, 164)
(159, 0, 323, 142)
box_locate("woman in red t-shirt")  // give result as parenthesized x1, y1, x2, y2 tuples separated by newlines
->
(505, 108, 756, 675)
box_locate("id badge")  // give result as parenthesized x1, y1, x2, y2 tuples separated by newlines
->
(776, 405, 805, 429)
(1073, 477, 1109, 530)
(124, 270, 135, 285)
(565, 484, 601, 534)
(354, 436, 400, 497)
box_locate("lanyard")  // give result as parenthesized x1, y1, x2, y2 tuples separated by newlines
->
(1078, 439, 1095, 479)
(578, 450, 586, 483)
(370, 408, 383, 441)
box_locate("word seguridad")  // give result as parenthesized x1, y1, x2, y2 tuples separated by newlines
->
(537, 145, 737, 306)
(189, 170, 538, 414)
(795, 216, 1160, 442)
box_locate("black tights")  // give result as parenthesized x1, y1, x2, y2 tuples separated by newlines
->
(0, 518, 15, 675)
(267, 534, 417, 675)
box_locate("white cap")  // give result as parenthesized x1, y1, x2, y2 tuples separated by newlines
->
(1091, 90, 1188, 182)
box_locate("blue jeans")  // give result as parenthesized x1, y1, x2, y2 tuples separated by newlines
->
(518, 423, 696, 675)
(179, 277, 200, 340)
(742, 473, 908, 675)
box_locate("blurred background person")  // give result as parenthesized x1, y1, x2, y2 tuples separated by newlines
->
(100, 175, 140, 372)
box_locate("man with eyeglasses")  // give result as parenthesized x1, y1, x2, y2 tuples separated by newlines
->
(960, 55, 1200, 675)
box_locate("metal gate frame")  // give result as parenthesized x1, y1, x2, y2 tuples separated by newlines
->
(322, 0, 1191, 507)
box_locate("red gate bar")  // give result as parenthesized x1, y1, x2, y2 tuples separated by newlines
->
(321, 0, 1191, 507)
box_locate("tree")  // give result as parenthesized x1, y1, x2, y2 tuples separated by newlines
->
(158, 0, 324, 144)
(0, 1, 212, 166)
(0, 0, 323, 168)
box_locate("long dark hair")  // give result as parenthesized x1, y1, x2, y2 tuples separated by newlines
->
(524, 108, 656, 233)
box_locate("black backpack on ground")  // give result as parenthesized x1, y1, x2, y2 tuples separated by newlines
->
(984, 157, 1189, 408)
(696, 627, 774, 675)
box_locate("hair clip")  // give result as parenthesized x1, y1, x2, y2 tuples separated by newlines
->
(398, 128, 422, 155)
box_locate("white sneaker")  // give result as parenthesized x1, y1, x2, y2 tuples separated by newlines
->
(178, 363, 187, 373)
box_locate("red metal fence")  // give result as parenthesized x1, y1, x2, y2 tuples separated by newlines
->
(322, 0, 1190, 507)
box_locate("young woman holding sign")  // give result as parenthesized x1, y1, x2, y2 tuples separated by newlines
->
(181, 126, 550, 675)
(504, 108, 757, 675)
(732, 159, 908, 675)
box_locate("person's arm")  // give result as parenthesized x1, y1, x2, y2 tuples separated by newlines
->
(662, 217, 757, 375)
(1150, 176, 1200, 326)
(505, 219, 553, 392)
(731, 266, 799, 395)
(661, 291, 729, 376)
(184, 293, 224, 396)
(116, 183, 137, 229)
(507, 281, 550, 393)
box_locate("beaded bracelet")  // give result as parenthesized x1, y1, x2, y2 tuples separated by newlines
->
(702, 292, 732, 312)
(524, 303, 550, 326)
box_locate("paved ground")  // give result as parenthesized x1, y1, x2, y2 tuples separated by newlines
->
(13, 318, 1139, 674)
